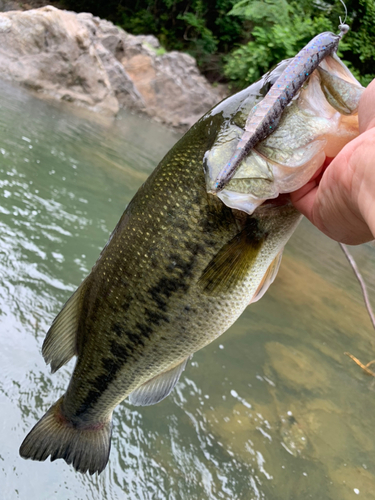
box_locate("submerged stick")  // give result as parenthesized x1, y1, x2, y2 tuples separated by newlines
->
(341, 243, 375, 377)
(344, 353, 375, 376)
(339, 243, 375, 330)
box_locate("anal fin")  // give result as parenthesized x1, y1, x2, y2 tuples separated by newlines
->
(42, 281, 86, 373)
(128, 357, 189, 406)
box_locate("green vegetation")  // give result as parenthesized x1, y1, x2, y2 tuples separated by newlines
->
(64, 0, 375, 88)
(224, 0, 375, 87)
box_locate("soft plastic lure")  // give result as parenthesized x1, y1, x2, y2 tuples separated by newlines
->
(212, 24, 349, 192)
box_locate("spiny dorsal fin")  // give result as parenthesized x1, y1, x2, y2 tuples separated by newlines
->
(42, 281, 86, 373)
(250, 249, 283, 304)
(198, 220, 266, 296)
(128, 357, 189, 406)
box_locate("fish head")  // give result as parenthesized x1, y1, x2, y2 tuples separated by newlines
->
(204, 54, 364, 215)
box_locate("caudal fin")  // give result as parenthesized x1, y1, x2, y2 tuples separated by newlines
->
(19, 397, 112, 475)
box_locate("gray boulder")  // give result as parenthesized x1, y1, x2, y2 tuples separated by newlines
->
(0, 6, 224, 128)
(0, 6, 119, 115)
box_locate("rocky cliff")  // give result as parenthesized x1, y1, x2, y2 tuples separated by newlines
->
(0, 5, 224, 128)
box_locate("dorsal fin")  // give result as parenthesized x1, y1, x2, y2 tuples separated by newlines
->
(250, 249, 283, 304)
(128, 357, 189, 406)
(42, 281, 86, 373)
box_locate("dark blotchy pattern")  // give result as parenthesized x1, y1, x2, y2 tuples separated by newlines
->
(62, 111, 246, 419)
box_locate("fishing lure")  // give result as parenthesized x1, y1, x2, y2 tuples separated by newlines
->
(212, 23, 349, 193)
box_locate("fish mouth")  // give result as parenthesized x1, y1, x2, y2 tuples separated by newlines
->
(211, 185, 293, 216)
(261, 193, 291, 208)
(252, 193, 293, 215)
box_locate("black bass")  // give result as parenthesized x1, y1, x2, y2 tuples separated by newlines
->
(20, 52, 363, 475)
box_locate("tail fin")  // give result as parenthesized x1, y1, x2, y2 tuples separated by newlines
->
(19, 397, 112, 475)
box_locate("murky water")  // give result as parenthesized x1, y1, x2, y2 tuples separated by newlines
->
(1, 80, 375, 500)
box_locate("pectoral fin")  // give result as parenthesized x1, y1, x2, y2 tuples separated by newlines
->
(250, 249, 283, 304)
(128, 357, 189, 406)
(198, 220, 266, 295)
(42, 281, 86, 373)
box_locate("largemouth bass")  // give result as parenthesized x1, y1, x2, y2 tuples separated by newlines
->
(20, 52, 363, 475)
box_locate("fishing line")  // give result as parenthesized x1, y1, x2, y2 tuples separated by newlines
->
(338, 0, 348, 25)
(338, 0, 349, 37)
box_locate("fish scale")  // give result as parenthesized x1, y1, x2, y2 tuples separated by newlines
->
(64, 148, 235, 415)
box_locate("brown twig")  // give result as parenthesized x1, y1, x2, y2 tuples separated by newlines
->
(340, 243, 375, 377)
(339, 243, 375, 330)
(344, 352, 375, 376)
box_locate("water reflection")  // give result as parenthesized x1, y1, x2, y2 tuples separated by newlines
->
(0, 79, 375, 499)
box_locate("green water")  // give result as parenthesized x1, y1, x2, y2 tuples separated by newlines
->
(0, 80, 375, 500)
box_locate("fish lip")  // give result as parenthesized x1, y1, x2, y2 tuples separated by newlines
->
(257, 193, 292, 211)
(265, 193, 291, 206)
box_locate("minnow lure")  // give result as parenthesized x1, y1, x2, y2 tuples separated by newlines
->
(212, 23, 349, 192)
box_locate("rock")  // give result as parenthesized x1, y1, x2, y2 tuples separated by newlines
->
(279, 413, 308, 457)
(0, 6, 224, 127)
(94, 43, 145, 111)
(0, 6, 119, 115)
(0, 1, 20, 12)
(125, 50, 220, 128)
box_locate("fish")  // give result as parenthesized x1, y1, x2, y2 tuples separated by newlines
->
(20, 48, 363, 475)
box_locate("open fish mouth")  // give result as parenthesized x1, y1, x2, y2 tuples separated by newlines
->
(260, 193, 292, 209)
(205, 53, 364, 216)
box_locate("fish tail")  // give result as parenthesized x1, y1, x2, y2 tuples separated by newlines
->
(19, 397, 112, 475)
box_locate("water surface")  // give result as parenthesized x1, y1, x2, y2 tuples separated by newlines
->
(0, 80, 375, 500)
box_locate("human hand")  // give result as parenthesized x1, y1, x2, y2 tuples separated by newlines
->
(290, 79, 375, 245)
